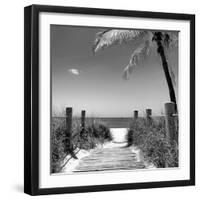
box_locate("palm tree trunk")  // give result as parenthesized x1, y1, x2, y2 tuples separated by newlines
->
(155, 35, 177, 112)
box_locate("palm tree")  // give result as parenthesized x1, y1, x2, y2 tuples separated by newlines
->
(93, 29, 178, 112)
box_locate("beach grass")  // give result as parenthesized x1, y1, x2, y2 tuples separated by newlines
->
(127, 117, 178, 168)
(51, 117, 111, 173)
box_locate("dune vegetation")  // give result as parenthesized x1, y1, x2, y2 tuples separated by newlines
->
(51, 117, 112, 173)
(127, 117, 178, 168)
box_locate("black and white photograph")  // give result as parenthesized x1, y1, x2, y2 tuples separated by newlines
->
(50, 25, 179, 174)
(0, 0, 198, 197)
(24, 4, 195, 195)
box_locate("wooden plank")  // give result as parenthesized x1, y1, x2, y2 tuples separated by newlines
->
(73, 144, 146, 172)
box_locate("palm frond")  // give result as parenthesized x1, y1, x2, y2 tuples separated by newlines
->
(163, 32, 178, 86)
(163, 31, 178, 48)
(129, 40, 151, 66)
(123, 64, 134, 80)
(123, 32, 154, 80)
(163, 33, 170, 47)
(170, 32, 178, 48)
(123, 41, 150, 80)
(93, 29, 146, 53)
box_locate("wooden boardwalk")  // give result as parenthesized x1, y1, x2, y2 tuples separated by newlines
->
(73, 142, 146, 172)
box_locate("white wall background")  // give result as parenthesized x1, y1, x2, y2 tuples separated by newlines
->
(0, 0, 199, 199)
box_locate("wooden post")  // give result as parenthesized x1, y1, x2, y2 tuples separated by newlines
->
(164, 102, 176, 143)
(65, 107, 72, 151)
(146, 109, 152, 124)
(134, 110, 138, 119)
(81, 110, 86, 137)
(146, 109, 152, 118)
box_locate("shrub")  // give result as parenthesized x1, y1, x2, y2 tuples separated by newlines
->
(51, 118, 67, 173)
(51, 117, 111, 172)
(78, 122, 112, 150)
(127, 117, 178, 168)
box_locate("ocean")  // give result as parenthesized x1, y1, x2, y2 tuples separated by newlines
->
(52, 117, 133, 128)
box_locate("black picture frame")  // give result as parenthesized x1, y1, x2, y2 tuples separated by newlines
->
(24, 4, 195, 196)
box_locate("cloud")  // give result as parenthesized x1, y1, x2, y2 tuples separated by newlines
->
(68, 68, 80, 75)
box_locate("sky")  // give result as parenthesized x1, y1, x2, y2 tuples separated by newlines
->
(51, 25, 178, 117)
